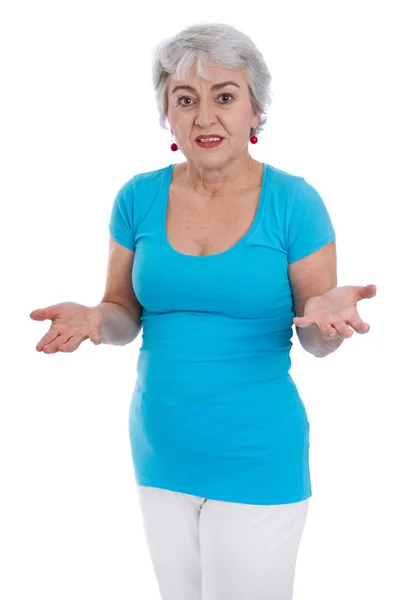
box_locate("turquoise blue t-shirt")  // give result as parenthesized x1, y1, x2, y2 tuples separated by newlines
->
(108, 162, 336, 505)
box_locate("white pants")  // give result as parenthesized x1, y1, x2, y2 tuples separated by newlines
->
(136, 484, 310, 600)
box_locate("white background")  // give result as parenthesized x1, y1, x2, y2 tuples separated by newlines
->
(1, 1, 401, 598)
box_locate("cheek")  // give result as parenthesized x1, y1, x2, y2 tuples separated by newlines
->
(172, 119, 193, 138)
(225, 116, 250, 135)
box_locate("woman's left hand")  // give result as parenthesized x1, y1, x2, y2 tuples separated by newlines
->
(293, 284, 377, 340)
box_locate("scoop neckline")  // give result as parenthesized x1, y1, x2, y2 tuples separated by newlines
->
(159, 161, 269, 261)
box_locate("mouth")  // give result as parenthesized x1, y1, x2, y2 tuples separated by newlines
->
(195, 136, 224, 148)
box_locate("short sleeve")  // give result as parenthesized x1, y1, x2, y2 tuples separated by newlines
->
(108, 180, 136, 251)
(287, 179, 336, 264)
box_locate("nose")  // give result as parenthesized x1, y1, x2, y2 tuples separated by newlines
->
(195, 97, 219, 129)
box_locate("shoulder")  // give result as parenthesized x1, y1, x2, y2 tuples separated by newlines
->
(262, 163, 305, 218)
(265, 163, 304, 188)
(118, 163, 172, 192)
(264, 163, 329, 215)
(111, 164, 172, 227)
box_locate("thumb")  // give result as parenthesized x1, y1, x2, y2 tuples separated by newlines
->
(29, 307, 54, 321)
(364, 283, 377, 298)
(356, 284, 377, 301)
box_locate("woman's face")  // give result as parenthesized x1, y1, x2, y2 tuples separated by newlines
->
(166, 63, 260, 166)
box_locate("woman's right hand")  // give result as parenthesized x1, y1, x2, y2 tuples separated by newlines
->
(30, 302, 103, 353)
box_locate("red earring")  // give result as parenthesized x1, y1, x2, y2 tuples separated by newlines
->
(170, 133, 178, 151)
(250, 135, 258, 144)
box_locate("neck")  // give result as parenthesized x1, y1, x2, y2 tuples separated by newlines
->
(182, 154, 257, 198)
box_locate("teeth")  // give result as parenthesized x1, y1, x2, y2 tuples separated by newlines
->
(198, 137, 221, 142)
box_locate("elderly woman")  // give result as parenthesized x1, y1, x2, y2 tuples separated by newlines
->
(31, 22, 376, 600)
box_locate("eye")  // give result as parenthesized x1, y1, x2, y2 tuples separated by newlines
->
(177, 93, 234, 106)
(178, 96, 193, 106)
(219, 93, 233, 104)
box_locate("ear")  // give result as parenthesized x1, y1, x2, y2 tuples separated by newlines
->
(253, 111, 262, 130)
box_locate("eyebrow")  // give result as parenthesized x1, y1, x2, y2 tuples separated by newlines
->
(170, 80, 241, 94)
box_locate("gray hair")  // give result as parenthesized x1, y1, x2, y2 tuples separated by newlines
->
(151, 22, 273, 137)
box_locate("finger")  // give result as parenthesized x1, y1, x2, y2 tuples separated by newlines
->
(36, 330, 60, 352)
(30, 308, 48, 321)
(320, 323, 338, 339)
(89, 333, 101, 345)
(366, 284, 377, 297)
(347, 315, 370, 334)
(42, 332, 73, 354)
(294, 318, 336, 339)
(331, 320, 354, 339)
(59, 335, 86, 353)
(293, 316, 315, 328)
(30, 306, 56, 321)
(358, 284, 377, 300)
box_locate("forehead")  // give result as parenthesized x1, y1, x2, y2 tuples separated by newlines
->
(168, 63, 247, 92)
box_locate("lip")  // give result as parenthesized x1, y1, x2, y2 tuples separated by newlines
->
(195, 138, 224, 149)
(195, 134, 224, 141)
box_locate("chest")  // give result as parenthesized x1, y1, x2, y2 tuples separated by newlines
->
(165, 184, 261, 257)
